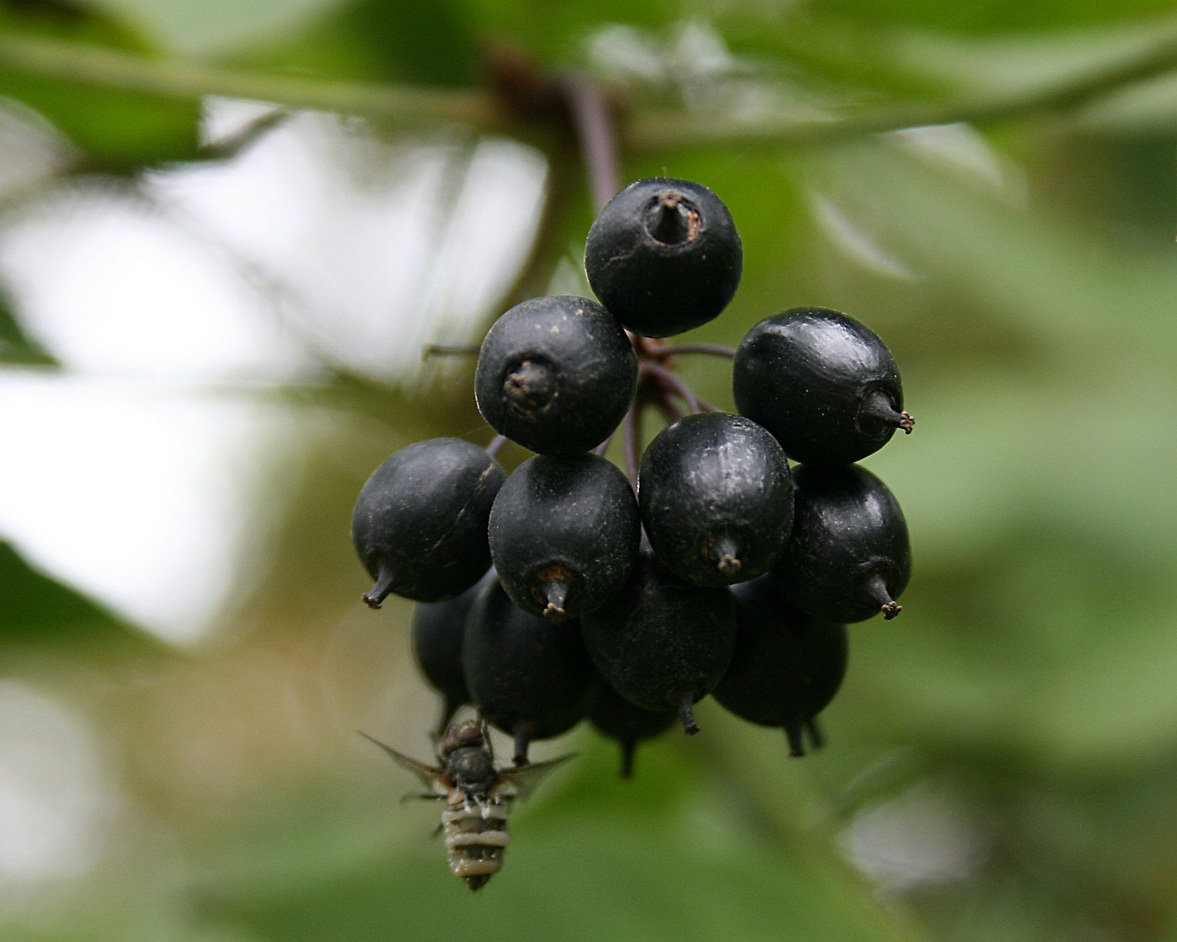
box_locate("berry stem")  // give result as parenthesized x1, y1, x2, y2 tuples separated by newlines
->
(560, 72, 622, 210)
(619, 740, 637, 780)
(673, 689, 701, 735)
(485, 434, 508, 458)
(641, 360, 702, 416)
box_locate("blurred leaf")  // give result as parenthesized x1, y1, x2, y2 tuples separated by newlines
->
(240, 0, 481, 86)
(798, 0, 1177, 33)
(0, 540, 167, 656)
(0, 284, 57, 366)
(465, 0, 679, 62)
(0, 11, 200, 169)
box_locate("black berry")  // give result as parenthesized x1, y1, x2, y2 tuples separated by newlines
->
(475, 295, 638, 455)
(732, 307, 913, 466)
(712, 575, 848, 757)
(489, 453, 640, 621)
(585, 177, 742, 338)
(462, 576, 594, 764)
(588, 681, 677, 779)
(411, 572, 490, 736)
(772, 463, 911, 623)
(580, 547, 737, 735)
(638, 411, 793, 587)
(351, 438, 504, 606)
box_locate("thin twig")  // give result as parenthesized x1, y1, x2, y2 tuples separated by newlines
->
(561, 72, 622, 210)
(643, 361, 701, 415)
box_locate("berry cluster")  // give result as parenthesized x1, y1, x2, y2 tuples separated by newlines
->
(352, 177, 913, 772)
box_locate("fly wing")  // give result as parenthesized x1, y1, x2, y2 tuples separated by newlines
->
(358, 730, 447, 796)
(499, 752, 577, 802)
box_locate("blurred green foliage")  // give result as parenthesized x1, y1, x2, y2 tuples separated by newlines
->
(2, 0, 1177, 940)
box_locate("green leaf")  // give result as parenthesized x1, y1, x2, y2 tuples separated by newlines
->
(0, 11, 199, 169)
(0, 541, 168, 657)
(239, 0, 481, 87)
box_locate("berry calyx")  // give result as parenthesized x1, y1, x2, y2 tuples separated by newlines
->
(475, 295, 637, 456)
(732, 307, 912, 466)
(585, 177, 742, 338)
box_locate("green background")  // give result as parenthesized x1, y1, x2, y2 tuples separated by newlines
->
(2, 0, 1177, 939)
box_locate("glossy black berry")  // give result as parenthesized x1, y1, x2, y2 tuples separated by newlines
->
(732, 307, 914, 466)
(639, 412, 793, 587)
(489, 454, 639, 621)
(772, 463, 911, 623)
(475, 295, 638, 455)
(462, 577, 594, 764)
(411, 572, 491, 736)
(351, 438, 504, 606)
(584, 178, 742, 337)
(580, 547, 736, 735)
(712, 575, 848, 757)
(588, 681, 677, 779)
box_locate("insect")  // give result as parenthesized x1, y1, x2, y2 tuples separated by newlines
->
(360, 719, 573, 891)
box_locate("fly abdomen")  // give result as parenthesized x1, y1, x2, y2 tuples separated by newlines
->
(442, 799, 511, 891)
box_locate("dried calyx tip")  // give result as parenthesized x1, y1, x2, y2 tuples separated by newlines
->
(859, 388, 914, 435)
(644, 191, 700, 246)
(674, 691, 700, 735)
(709, 535, 742, 577)
(717, 553, 742, 576)
(537, 573, 571, 621)
(864, 571, 902, 620)
(504, 359, 555, 416)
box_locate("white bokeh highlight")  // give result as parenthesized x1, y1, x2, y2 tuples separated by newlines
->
(0, 373, 285, 644)
(0, 99, 549, 644)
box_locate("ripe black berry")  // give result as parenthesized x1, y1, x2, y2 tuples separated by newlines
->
(772, 463, 911, 623)
(475, 295, 638, 455)
(351, 438, 504, 606)
(588, 681, 677, 779)
(411, 573, 490, 736)
(638, 411, 793, 587)
(462, 577, 594, 764)
(580, 547, 737, 735)
(712, 575, 848, 757)
(584, 178, 742, 337)
(732, 307, 913, 466)
(489, 453, 639, 621)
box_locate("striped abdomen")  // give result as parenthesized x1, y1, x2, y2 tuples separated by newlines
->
(442, 795, 511, 891)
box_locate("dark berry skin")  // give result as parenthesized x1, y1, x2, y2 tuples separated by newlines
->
(489, 454, 640, 621)
(475, 296, 638, 455)
(589, 681, 677, 779)
(351, 438, 504, 606)
(411, 572, 491, 736)
(639, 412, 793, 587)
(732, 307, 914, 466)
(580, 548, 737, 735)
(585, 178, 742, 338)
(462, 577, 594, 764)
(772, 463, 911, 623)
(712, 575, 848, 757)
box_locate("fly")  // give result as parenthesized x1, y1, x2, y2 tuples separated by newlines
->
(361, 719, 573, 890)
